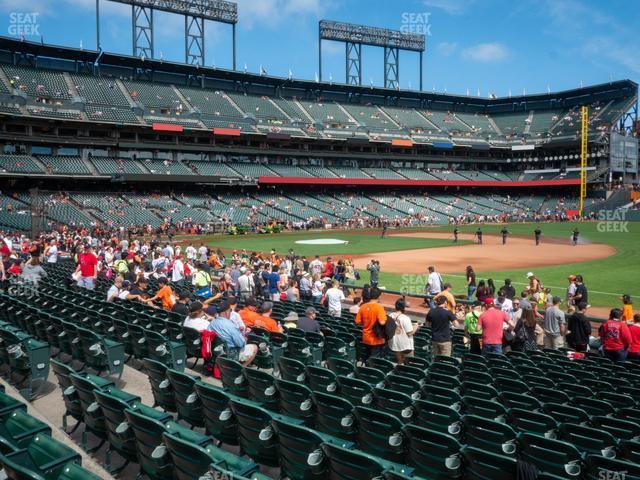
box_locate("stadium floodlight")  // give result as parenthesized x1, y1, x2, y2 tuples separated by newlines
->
(106, 0, 237, 70)
(319, 19, 425, 90)
(108, 0, 237, 23)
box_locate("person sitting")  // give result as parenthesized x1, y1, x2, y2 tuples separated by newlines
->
(183, 301, 212, 332)
(297, 307, 322, 334)
(207, 301, 258, 366)
(253, 301, 283, 333)
(238, 297, 261, 328)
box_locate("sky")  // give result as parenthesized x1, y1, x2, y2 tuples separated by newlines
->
(0, 0, 638, 97)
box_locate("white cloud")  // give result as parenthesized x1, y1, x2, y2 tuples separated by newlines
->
(461, 42, 508, 62)
(422, 0, 475, 15)
(237, 0, 331, 30)
(437, 41, 458, 56)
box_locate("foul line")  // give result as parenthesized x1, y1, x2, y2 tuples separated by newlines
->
(441, 273, 623, 297)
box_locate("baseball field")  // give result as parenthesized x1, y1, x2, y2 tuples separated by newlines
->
(179, 220, 639, 313)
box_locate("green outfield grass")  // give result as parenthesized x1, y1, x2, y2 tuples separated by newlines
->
(369, 221, 639, 309)
(179, 231, 471, 256)
(178, 221, 638, 309)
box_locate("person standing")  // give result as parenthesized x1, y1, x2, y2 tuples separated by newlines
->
(355, 287, 388, 358)
(475, 228, 483, 245)
(434, 283, 456, 313)
(500, 227, 508, 245)
(466, 265, 476, 301)
(573, 275, 588, 306)
(512, 306, 539, 352)
(627, 314, 640, 361)
(534, 227, 542, 246)
(426, 296, 458, 357)
(478, 298, 513, 355)
(453, 227, 459, 243)
(75, 244, 98, 290)
(426, 265, 443, 309)
(566, 302, 591, 352)
(464, 302, 483, 354)
(381, 223, 388, 239)
(389, 299, 419, 364)
(599, 308, 631, 362)
(543, 296, 567, 349)
(566, 275, 577, 311)
(367, 260, 380, 288)
(572, 228, 579, 246)
(324, 280, 346, 317)
(44, 240, 58, 264)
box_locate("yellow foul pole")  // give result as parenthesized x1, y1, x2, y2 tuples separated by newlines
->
(579, 105, 589, 217)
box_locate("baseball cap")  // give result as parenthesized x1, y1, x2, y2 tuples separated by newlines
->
(552, 296, 562, 304)
(526, 272, 534, 278)
(216, 301, 231, 313)
(305, 306, 318, 315)
(568, 275, 577, 281)
(205, 305, 217, 316)
(484, 298, 495, 306)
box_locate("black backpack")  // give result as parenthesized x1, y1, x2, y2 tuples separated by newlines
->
(373, 316, 397, 341)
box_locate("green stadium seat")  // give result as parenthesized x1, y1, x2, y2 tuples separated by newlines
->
(142, 358, 177, 412)
(216, 356, 249, 398)
(372, 387, 416, 421)
(353, 406, 404, 463)
(310, 391, 356, 441)
(144, 330, 187, 372)
(459, 414, 517, 456)
(461, 395, 506, 420)
(557, 423, 618, 457)
(506, 408, 558, 437)
(305, 365, 337, 393)
(460, 445, 518, 480)
(542, 402, 590, 424)
(498, 391, 542, 411)
(193, 381, 239, 445)
(275, 378, 314, 423)
(326, 357, 355, 377)
(76, 327, 124, 379)
(413, 399, 461, 434)
(57, 462, 104, 480)
(403, 424, 463, 478)
(69, 372, 115, 451)
(591, 416, 640, 441)
(336, 375, 374, 407)
(50, 360, 83, 433)
(0, 433, 81, 480)
(384, 374, 422, 398)
(278, 356, 307, 383)
(366, 357, 395, 372)
(421, 384, 462, 407)
(354, 366, 386, 387)
(272, 417, 353, 480)
(162, 432, 259, 480)
(0, 408, 51, 454)
(319, 442, 413, 480)
(165, 369, 204, 428)
(517, 432, 583, 478)
(583, 455, 640, 480)
(243, 368, 279, 411)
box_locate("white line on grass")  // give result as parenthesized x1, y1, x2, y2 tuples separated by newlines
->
(441, 273, 625, 297)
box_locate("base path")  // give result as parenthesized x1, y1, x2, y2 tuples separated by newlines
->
(351, 232, 616, 275)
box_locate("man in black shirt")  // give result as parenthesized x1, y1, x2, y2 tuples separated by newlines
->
(573, 275, 588, 306)
(566, 302, 591, 352)
(500, 279, 516, 300)
(426, 296, 458, 357)
(475, 228, 483, 245)
(534, 227, 542, 245)
(453, 227, 459, 243)
(501, 227, 509, 245)
(297, 307, 322, 333)
(171, 291, 190, 316)
(129, 278, 150, 300)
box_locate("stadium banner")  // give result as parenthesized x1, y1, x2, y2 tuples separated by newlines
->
(213, 128, 241, 136)
(511, 144, 535, 151)
(391, 139, 413, 147)
(432, 141, 454, 149)
(152, 123, 184, 132)
(258, 176, 581, 187)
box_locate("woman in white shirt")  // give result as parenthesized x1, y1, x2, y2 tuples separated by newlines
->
(388, 299, 419, 364)
(311, 273, 324, 304)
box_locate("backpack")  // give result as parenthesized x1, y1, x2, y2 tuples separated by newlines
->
(372, 315, 397, 341)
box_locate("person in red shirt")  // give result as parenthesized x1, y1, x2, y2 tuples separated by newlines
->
(629, 314, 640, 361)
(477, 298, 514, 356)
(599, 308, 632, 362)
(75, 244, 98, 290)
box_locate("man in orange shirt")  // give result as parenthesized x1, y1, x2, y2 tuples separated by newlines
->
(355, 287, 387, 358)
(146, 277, 175, 310)
(434, 283, 456, 313)
(239, 297, 261, 328)
(253, 301, 284, 333)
